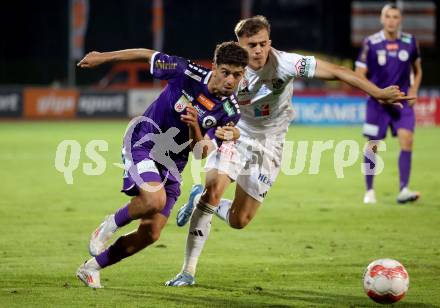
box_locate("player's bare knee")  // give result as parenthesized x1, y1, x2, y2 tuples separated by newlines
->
(229, 214, 251, 229)
(401, 136, 413, 151)
(137, 192, 166, 215)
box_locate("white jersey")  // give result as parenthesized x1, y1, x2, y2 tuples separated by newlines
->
(236, 47, 316, 136)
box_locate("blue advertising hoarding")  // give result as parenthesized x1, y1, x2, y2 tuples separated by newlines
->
(292, 96, 366, 125)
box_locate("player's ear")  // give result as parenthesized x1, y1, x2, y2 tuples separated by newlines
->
(268, 40, 272, 48)
(211, 63, 217, 72)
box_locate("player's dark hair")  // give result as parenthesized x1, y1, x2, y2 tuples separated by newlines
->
(234, 15, 271, 38)
(214, 41, 248, 68)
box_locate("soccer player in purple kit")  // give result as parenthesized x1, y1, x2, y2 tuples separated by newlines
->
(74, 42, 248, 288)
(356, 4, 422, 204)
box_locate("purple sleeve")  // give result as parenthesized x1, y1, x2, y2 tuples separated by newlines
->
(150, 52, 188, 80)
(410, 36, 421, 62)
(355, 38, 370, 69)
(206, 127, 217, 140)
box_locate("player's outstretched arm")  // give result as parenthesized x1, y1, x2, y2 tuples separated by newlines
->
(77, 49, 156, 68)
(314, 59, 414, 106)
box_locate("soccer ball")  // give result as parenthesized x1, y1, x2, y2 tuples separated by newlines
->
(363, 258, 409, 304)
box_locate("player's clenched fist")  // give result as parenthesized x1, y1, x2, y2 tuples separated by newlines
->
(180, 105, 199, 129)
(77, 51, 107, 68)
(376, 85, 415, 107)
(215, 126, 240, 141)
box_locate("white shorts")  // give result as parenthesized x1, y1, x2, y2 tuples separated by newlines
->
(205, 133, 285, 202)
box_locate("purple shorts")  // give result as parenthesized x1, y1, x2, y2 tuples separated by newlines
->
(121, 146, 182, 218)
(363, 99, 415, 140)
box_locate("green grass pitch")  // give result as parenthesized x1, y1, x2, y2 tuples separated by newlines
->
(1, 121, 439, 307)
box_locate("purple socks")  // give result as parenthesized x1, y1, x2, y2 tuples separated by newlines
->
(95, 237, 131, 269)
(114, 204, 131, 227)
(399, 150, 412, 191)
(364, 153, 375, 191)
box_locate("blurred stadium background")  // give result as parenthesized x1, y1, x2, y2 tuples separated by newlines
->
(1, 1, 440, 307)
(0, 0, 439, 122)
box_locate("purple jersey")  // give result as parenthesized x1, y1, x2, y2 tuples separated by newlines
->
(356, 30, 420, 103)
(132, 52, 241, 170)
(356, 31, 420, 139)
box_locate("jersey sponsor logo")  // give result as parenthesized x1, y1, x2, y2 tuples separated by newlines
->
(386, 43, 399, 51)
(223, 100, 236, 116)
(401, 35, 411, 44)
(182, 89, 194, 102)
(184, 69, 202, 82)
(398, 50, 409, 62)
(193, 104, 206, 117)
(217, 141, 237, 160)
(239, 99, 251, 106)
(295, 57, 313, 78)
(254, 103, 270, 117)
(376, 50, 387, 66)
(155, 60, 177, 70)
(174, 95, 189, 113)
(202, 115, 217, 128)
(196, 94, 215, 110)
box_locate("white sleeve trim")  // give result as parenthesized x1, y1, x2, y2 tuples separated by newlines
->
(355, 61, 367, 68)
(204, 71, 212, 84)
(149, 51, 160, 75)
(308, 56, 317, 78)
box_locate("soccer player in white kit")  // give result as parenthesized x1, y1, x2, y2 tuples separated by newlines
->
(166, 15, 413, 286)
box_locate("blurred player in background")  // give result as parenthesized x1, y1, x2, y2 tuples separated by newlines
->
(166, 15, 414, 286)
(75, 42, 247, 288)
(356, 4, 422, 204)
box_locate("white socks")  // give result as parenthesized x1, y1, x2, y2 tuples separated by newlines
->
(214, 198, 232, 224)
(182, 200, 215, 276)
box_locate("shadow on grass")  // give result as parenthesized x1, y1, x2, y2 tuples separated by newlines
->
(105, 284, 438, 308)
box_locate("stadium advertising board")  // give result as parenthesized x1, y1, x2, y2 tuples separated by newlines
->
(23, 88, 79, 119)
(127, 89, 161, 117)
(77, 91, 127, 118)
(414, 96, 440, 126)
(0, 89, 22, 117)
(292, 96, 366, 125)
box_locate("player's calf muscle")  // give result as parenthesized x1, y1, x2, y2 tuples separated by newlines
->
(203, 177, 229, 206)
